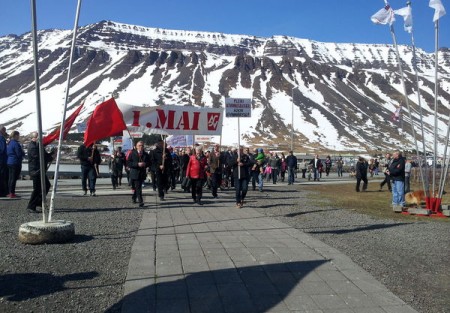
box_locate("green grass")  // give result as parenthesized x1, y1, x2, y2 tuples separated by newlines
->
(301, 181, 450, 222)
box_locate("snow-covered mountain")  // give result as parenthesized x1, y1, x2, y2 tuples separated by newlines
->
(1, 20, 450, 153)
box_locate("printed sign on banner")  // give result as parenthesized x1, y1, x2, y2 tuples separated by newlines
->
(118, 104, 224, 136)
(225, 98, 252, 118)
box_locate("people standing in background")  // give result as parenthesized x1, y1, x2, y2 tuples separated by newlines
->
(169, 146, 180, 190)
(6, 131, 24, 198)
(280, 153, 287, 182)
(325, 155, 332, 176)
(387, 150, 406, 208)
(301, 159, 308, 178)
(269, 152, 281, 184)
(309, 154, 322, 181)
(355, 156, 368, 192)
(0, 125, 8, 197)
(404, 159, 412, 194)
(26, 132, 56, 212)
(379, 153, 392, 192)
(286, 151, 298, 185)
(336, 156, 344, 177)
(109, 153, 119, 190)
(114, 147, 125, 186)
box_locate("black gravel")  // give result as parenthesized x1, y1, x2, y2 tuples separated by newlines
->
(0, 187, 144, 313)
(251, 186, 450, 313)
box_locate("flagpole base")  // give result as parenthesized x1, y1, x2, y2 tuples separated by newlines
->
(18, 220, 75, 245)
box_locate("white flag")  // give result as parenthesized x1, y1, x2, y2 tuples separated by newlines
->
(429, 0, 446, 22)
(394, 6, 413, 33)
(371, 5, 396, 25)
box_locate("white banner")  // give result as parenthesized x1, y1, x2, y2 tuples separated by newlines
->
(118, 104, 224, 136)
(225, 98, 252, 118)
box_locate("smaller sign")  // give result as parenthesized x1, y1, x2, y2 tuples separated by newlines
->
(195, 136, 213, 142)
(225, 98, 252, 118)
(129, 132, 143, 138)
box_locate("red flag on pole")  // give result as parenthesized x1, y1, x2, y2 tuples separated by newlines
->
(84, 98, 127, 147)
(43, 101, 84, 146)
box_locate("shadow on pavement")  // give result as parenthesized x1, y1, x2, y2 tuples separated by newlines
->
(106, 260, 328, 313)
(0, 271, 98, 301)
(307, 222, 408, 235)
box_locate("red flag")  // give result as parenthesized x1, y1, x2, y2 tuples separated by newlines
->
(43, 101, 84, 146)
(84, 98, 127, 147)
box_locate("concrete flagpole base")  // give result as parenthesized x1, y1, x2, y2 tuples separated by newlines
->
(18, 220, 75, 244)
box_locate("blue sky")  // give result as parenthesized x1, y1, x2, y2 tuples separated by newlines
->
(0, 0, 448, 53)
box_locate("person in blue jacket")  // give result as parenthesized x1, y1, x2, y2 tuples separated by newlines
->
(6, 131, 24, 198)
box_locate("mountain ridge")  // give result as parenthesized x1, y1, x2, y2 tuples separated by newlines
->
(1, 20, 449, 153)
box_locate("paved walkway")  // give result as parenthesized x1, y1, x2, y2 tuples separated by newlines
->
(13, 177, 416, 312)
(120, 184, 417, 313)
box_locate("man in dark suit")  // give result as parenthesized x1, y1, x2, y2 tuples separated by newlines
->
(128, 141, 150, 207)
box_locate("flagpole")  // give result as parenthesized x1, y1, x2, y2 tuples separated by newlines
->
(48, 0, 82, 222)
(433, 18, 448, 198)
(238, 117, 241, 179)
(389, 24, 421, 188)
(30, 0, 48, 223)
(407, 1, 428, 194)
(432, 19, 439, 195)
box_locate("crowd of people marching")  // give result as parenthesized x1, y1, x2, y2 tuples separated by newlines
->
(0, 123, 413, 211)
(96, 141, 379, 209)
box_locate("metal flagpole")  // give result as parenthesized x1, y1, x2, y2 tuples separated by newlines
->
(30, 0, 47, 223)
(389, 24, 421, 186)
(432, 19, 439, 195)
(48, 0, 83, 222)
(238, 117, 241, 179)
(433, 18, 449, 199)
(407, 1, 428, 194)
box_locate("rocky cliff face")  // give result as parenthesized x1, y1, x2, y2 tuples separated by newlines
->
(1, 20, 449, 152)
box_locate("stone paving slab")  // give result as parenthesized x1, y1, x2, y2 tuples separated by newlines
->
(119, 188, 418, 313)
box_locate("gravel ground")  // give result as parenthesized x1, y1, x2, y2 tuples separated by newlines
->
(252, 186, 450, 313)
(1, 181, 449, 313)
(0, 188, 144, 313)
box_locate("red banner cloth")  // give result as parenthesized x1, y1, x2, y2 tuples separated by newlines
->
(84, 98, 127, 147)
(42, 101, 84, 146)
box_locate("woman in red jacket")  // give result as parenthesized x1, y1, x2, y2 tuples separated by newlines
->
(186, 146, 208, 205)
